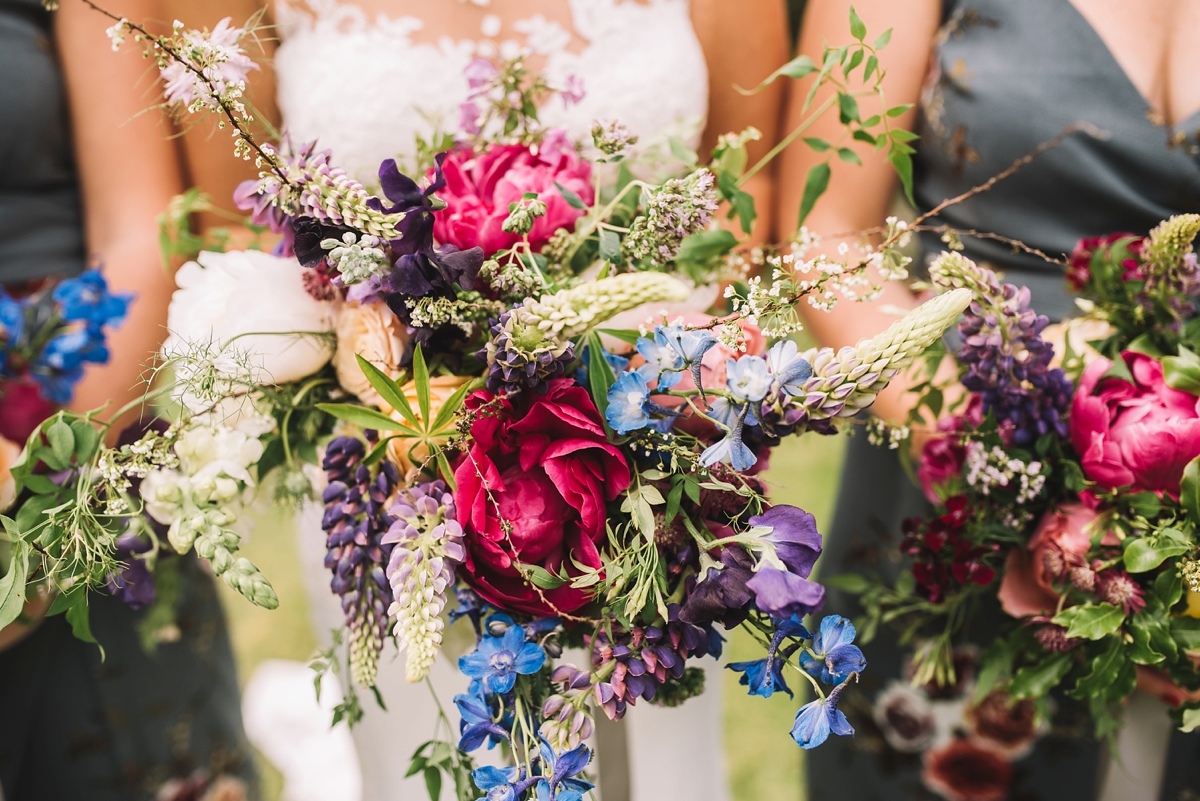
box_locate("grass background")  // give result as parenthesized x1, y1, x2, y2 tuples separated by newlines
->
(220, 432, 846, 801)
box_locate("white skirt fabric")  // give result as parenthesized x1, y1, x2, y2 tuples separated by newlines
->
(294, 502, 730, 801)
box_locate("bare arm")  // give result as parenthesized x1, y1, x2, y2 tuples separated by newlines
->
(57, 0, 186, 430)
(691, 0, 790, 245)
(776, 0, 942, 424)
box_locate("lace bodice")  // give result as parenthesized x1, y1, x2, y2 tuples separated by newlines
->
(275, 0, 709, 184)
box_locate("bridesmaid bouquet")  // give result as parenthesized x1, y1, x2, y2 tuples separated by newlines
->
(6, 4, 969, 797)
(848, 216, 1200, 764)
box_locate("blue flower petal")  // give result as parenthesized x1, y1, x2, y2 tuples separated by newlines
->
(514, 641, 547, 674)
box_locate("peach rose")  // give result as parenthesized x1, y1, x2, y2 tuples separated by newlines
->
(998, 503, 1110, 618)
(333, 300, 409, 407)
(0, 434, 20, 512)
(386, 375, 472, 473)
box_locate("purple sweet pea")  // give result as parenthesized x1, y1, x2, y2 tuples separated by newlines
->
(106, 532, 156, 610)
(464, 57, 498, 93)
(745, 566, 826, 619)
(751, 505, 821, 576)
(561, 74, 585, 107)
(678, 546, 756, 627)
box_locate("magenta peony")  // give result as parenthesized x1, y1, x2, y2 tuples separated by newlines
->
(432, 130, 593, 256)
(453, 378, 631, 616)
(1070, 350, 1200, 495)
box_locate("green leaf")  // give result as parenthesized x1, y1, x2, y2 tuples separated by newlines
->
(599, 228, 622, 264)
(424, 767, 442, 801)
(873, 27, 893, 49)
(362, 435, 400, 468)
(554, 180, 587, 210)
(315, 404, 418, 436)
(843, 48, 864, 77)
(1052, 603, 1125, 640)
(836, 147, 862, 166)
(429, 378, 480, 435)
(886, 103, 914, 117)
(18, 474, 60, 495)
(522, 563, 566, 589)
(1072, 637, 1136, 704)
(0, 537, 29, 630)
(665, 480, 684, 525)
(677, 228, 738, 265)
(587, 332, 619, 420)
(15, 494, 60, 536)
(355, 354, 419, 427)
(65, 595, 100, 653)
(863, 54, 879, 82)
(797, 162, 832, 226)
(1124, 534, 1192, 573)
(1009, 652, 1073, 701)
(848, 5, 867, 39)
(838, 92, 860, 123)
(595, 328, 643, 346)
(825, 573, 871, 594)
(1163, 348, 1200, 395)
(1182, 456, 1200, 522)
(1181, 708, 1200, 733)
(851, 129, 878, 146)
(33, 445, 64, 473)
(1156, 567, 1184, 609)
(1171, 616, 1200, 650)
(46, 419, 75, 468)
(70, 420, 99, 462)
(888, 149, 915, 205)
(669, 136, 699, 167)
(436, 450, 457, 492)
(890, 129, 920, 143)
(803, 137, 831, 153)
(743, 54, 818, 93)
(412, 345, 431, 423)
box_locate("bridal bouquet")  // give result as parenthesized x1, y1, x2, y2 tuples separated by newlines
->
(846, 216, 1200, 779)
(8, 3, 972, 797)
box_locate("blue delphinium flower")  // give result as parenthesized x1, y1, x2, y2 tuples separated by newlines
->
(472, 765, 532, 801)
(800, 615, 867, 685)
(728, 656, 791, 699)
(658, 324, 717, 394)
(791, 681, 854, 749)
(635, 328, 685, 389)
(576, 344, 629, 388)
(52, 269, 132, 328)
(765, 340, 812, 396)
(699, 400, 755, 471)
(725, 355, 772, 404)
(454, 689, 512, 752)
(459, 625, 546, 695)
(534, 739, 593, 801)
(606, 371, 653, 434)
(0, 290, 24, 343)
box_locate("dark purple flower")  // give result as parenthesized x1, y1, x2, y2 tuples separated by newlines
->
(370, 154, 448, 255)
(751, 505, 821, 576)
(106, 531, 155, 610)
(678, 545, 756, 627)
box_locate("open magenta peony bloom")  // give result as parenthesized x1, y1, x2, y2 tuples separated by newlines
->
(1070, 351, 1200, 495)
(453, 378, 631, 615)
(432, 130, 593, 257)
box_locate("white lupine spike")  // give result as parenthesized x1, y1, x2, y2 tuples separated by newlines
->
(515, 272, 690, 338)
(796, 288, 972, 423)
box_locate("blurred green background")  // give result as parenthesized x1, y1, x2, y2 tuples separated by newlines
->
(219, 432, 846, 801)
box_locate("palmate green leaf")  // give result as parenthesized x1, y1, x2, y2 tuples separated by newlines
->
(316, 403, 420, 436)
(1009, 652, 1073, 701)
(430, 378, 482, 435)
(1052, 602, 1125, 640)
(797, 162, 831, 226)
(355, 354, 418, 427)
(412, 345, 432, 422)
(0, 531, 29, 630)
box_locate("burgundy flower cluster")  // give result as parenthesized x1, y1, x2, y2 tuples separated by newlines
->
(1067, 232, 1144, 291)
(901, 496, 997, 603)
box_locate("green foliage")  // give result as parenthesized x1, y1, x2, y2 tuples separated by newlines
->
(1051, 603, 1125, 640)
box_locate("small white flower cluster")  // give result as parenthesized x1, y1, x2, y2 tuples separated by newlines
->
(139, 424, 278, 608)
(865, 417, 910, 450)
(479, 257, 545, 299)
(97, 429, 180, 514)
(501, 194, 548, 236)
(1180, 558, 1200, 593)
(321, 232, 389, 285)
(105, 18, 128, 51)
(405, 295, 494, 336)
(964, 441, 1046, 504)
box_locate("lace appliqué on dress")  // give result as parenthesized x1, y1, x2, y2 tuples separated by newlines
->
(275, 0, 708, 182)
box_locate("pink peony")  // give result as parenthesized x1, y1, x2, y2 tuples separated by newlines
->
(1070, 350, 1200, 496)
(454, 378, 630, 616)
(432, 131, 593, 256)
(998, 503, 1100, 618)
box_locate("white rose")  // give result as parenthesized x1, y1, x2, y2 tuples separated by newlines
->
(176, 425, 264, 485)
(165, 250, 335, 384)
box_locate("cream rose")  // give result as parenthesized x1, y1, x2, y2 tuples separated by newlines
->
(333, 300, 410, 407)
(164, 250, 335, 385)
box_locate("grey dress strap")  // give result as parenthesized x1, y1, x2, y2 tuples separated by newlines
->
(0, 0, 85, 284)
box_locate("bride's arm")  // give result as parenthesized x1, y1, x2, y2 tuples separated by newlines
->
(775, 0, 942, 427)
(690, 0, 790, 245)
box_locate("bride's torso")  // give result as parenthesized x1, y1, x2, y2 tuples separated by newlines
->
(274, 0, 709, 183)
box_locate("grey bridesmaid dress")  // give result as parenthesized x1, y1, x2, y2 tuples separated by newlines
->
(0, 1, 258, 798)
(809, 0, 1200, 799)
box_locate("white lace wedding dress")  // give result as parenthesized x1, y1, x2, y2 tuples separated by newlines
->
(274, 3, 729, 800)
